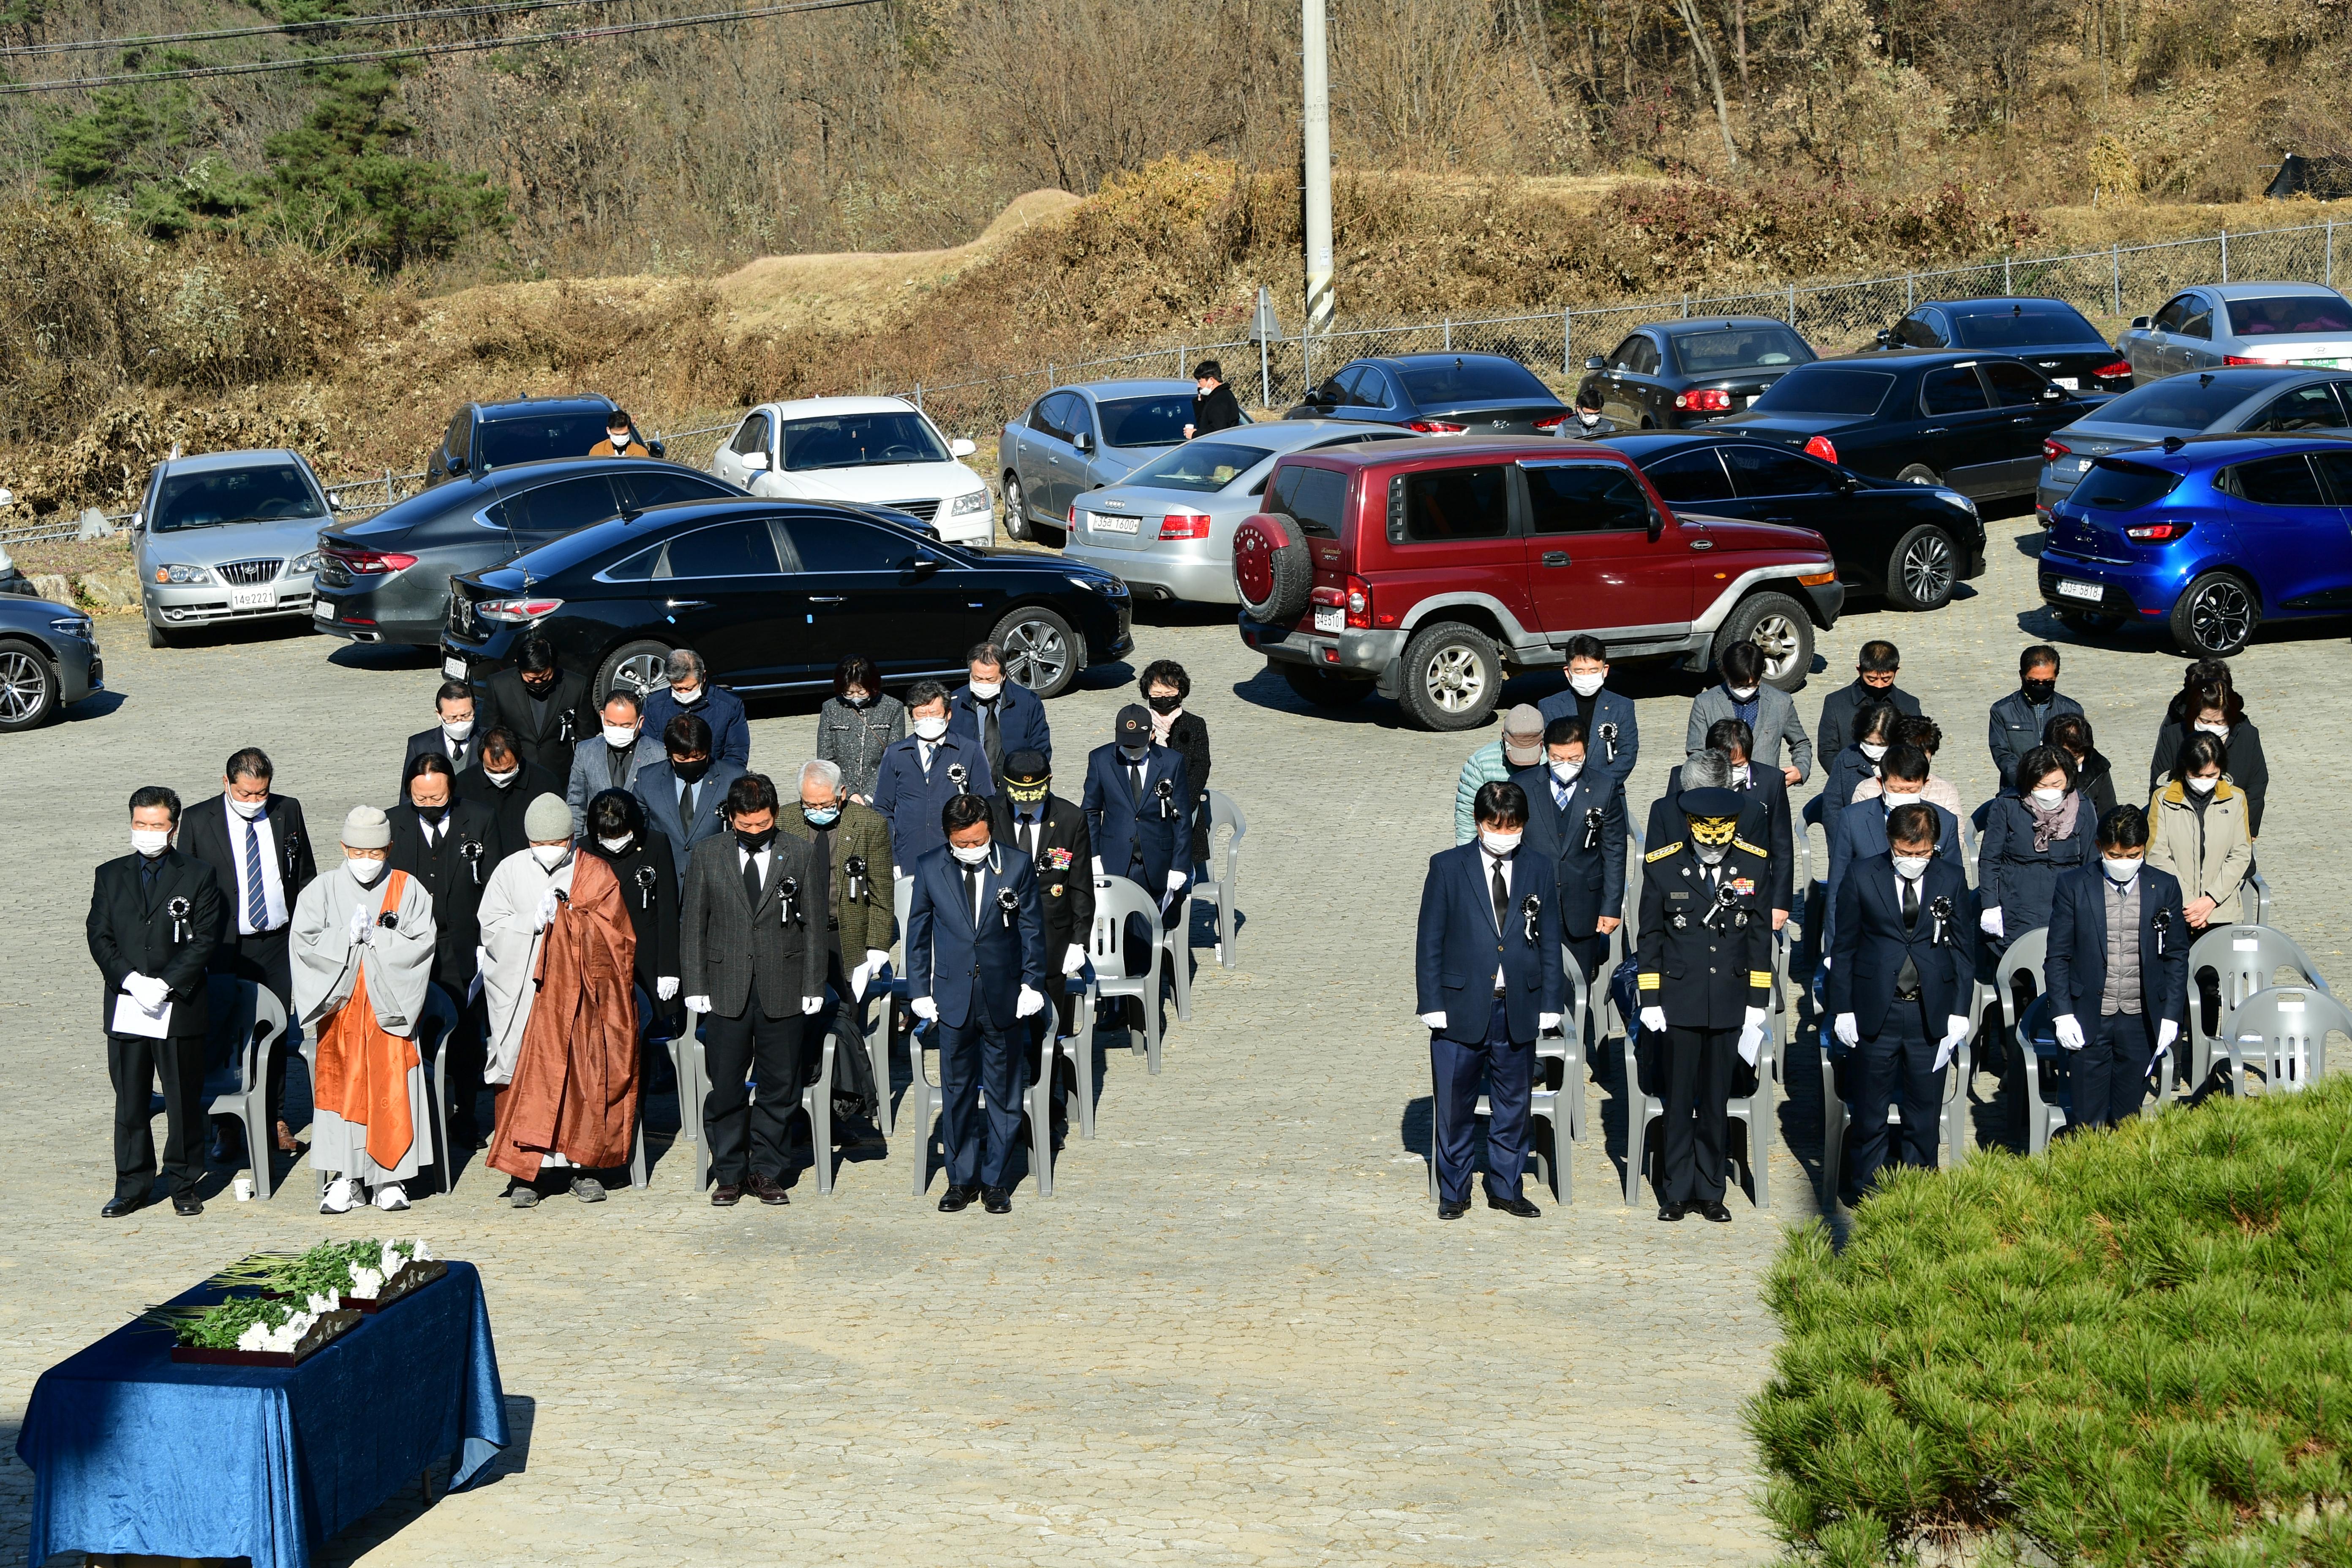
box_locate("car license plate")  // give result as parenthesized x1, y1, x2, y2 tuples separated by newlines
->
(1088, 511, 1138, 535)
(229, 586, 277, 611)
(313, 600, 332, 620)
(442, 655, 469, 680)
(2054, 377, 2080, 390)
(1314, 605, 1345, 633)
(2056, 579, 2104, 603)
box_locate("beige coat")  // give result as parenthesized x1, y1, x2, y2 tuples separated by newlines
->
(2146, 779, 2254, 926)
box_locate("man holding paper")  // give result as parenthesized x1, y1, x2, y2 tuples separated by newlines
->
(85, 786, 223, 1218)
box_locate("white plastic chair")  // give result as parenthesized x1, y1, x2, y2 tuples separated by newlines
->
(1056, 967, 1101, 1140)
(202, 976, 287, 1200)
(678, 1003, 838, 1194)
(303, 982, 490, 1198)
(1622, 1023, 1774, 1210)
(2215, 985, 2352, 1096)
(2186, 924, 2334, 1092)
(1187, 789, 1247, 970)
(1090, 877, 1170, 1074)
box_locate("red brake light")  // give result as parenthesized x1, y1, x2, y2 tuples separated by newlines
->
(1067, 503, 1078, 525)
(1804, 436, 1838, 465)
(1344, 573, 1372, 630)
(1532, 414, 1565, 431)
(2223, 355, 2267, 367)
(1674, 389, 1733, 412)
(2123, 520, 2194, 543)
(1405, 419, 1466, 434)
(2094, 360, 2132, 379)
(1157, 512, 1211, 540)
(326, 547, 416, 574)
(2043, 438, 2072, 463)
(476, 596, 566, 623)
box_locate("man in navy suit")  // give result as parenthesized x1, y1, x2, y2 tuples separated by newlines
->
(907, 792, 1048, 1214)
(1535, 635, 1639, 800)
(1828, 803, 1976, 1193)
(2043, 806, 2187, 1130)
(874, 681, 996, 868)
(633, 714, 743, 893)
(398, 679, 481, 800)
(1081, 705, 1192, 992)
(1510, 714, 1624, 991)
(947, 641, 1051, 787)
(1414, 781, 1566, 1221)
(1821, 743, 1961, 951)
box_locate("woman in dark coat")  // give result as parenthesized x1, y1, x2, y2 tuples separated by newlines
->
(1141, 658, 1213, 866)
(1978, 745, 2095, 950)
(580, 788, 681, 1038)
(1820, 699, 1900, 819)
(816, 653, 906, 805)
(2043, 712, 2117, 821)
(2146, 663, 2268, 837)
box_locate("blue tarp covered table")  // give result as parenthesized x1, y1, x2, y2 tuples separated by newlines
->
(15, 1258, 507, 1568)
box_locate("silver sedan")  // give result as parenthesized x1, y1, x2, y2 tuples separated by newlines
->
(2118, 283, 2352, 380)
(134, 449, 336, 648)
(1061, 421, 1413, 604)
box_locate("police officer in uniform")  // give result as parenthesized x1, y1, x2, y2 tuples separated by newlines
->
(1636, 786, 1772, 1223)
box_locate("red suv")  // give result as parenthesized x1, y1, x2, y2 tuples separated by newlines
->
(1233, 438, 1844, 730)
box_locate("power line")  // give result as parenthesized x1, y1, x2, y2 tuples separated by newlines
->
(0, 0, 621, 59)
(0, 0, 886, 94)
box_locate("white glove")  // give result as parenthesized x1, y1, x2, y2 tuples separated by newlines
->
(1981, 907, 2004, 938)
(1419, 1010, 1446, 1029)
(1639, 1005, 1666, 1034)
(124, 973, 170, 1012)
(801, 996, 823, 1015)
(1061, 942, 1086, 976)
(1015, 984, 1045, 1018)
(866, 949, 890, 977)
(657, 976, 679, 1002)
(2156, 1018, 2178, 1055)
(1833, 1012, 1859, 1048)
(2054, 1014, 2086, 1051)
(684, 995, 711, 1014)
(1934, 1015, 1970, 1072)
(1737, 1005, 1767, 1066)
(1538, 1012, 1562, 1033)
(1090, 855, 1104, 876)
(1820, 955, 1831, 971)
(1165, 869, 1186, 893)
(910, 996, 938, 1022)
(849, 960, 873, 1002)
(348, 907, 368, 947)
(535, 889, 560, 931)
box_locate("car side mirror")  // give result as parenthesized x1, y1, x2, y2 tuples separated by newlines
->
(1073, 432, 1094, 455)
(327, 494, 345, 511)
(1648, 508, 1666, 542)
(950, 436, 977, 458)
(742, 450, 770, 472)
(2131, 316, 2151, 330)
(910, 553, 942, 576)
(1874, 329, 1896, 348)
(647, 438, 666, 459)
(446, 456, 466, 476)
(1584, 356, 1606, 371)
(2043, 386, 2064, 401)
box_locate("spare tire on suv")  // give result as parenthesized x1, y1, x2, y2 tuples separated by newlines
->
(1233, 513, 1313, 623)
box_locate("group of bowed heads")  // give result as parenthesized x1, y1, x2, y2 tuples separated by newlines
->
(84, 634, 1219, 1221)
(1416, 630, 2268, 1222)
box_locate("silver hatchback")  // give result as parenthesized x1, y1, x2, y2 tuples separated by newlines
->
(134, 449, 335, 648)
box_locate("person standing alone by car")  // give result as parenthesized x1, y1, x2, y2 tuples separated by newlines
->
(588, 410, 650, 459)
(1184, 361, 1244, 441)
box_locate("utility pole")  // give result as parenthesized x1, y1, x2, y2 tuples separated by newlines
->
(1302, 0, 1335, 342)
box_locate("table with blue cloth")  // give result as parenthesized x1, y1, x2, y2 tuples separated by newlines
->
(15, 1259, 507, 1568)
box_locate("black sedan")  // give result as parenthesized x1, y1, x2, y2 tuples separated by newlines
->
(440, 498, 1133, 702)
(1601, 432, 1987, 611)
(314, 458, 741, 647)
(1282, 352, 1568, 435)
(1717, 351, 2113, 501)
(1574, 316, 1816, 430)
(1864, 297, 2132, 395)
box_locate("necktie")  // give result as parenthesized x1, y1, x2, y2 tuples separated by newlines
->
(1490, 856, 1508, 933)
(1130, 762, 1146, 805)
(243, 817, 269, 932)
(981, 701, 1002, 777)
(964, 863, 983, 927)
(1021, 817, 1038, 859)
(1901, 877, 1919, 930)
(1553, 778, 1570, 811)
(680, 780, 697, 830)
(742, 848, 763, 910)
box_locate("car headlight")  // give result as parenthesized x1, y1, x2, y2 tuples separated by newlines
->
(49, 615, 92, 640)
(153, 564, 213, 585)
(290, 550, 324, 574)
(950, 490, 991, 516)
(1069, 573, 1125, 597)
(1935, 489, 1979, 517)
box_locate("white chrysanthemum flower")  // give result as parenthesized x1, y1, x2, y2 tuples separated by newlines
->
(237, 1323, 268, 1352)
(382, 1247, 406, 1278)
(411, 1237, 433, 1262)
(307, 1292, 337, 1314)
(351, 1267, 384, 1298)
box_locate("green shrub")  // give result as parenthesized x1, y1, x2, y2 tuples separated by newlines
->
(1750, 1078, 2352, 1566)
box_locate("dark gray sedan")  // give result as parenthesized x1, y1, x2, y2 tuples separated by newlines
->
(2034, 365, 2352, 513)
(0, 592, 101, 732)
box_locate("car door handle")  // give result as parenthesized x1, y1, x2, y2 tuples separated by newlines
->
(665, 599, 710, 610)
(1541, 551, 1571, 567)
(1920, 427, 1947, 436)
(809, 595, 846, 604)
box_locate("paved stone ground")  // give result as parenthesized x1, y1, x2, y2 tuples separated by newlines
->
(0, 512, 2345, 1567)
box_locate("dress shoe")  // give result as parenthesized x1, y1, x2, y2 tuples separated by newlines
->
(1486, 1193, 1542, 1218)
(101, 1194, 147, 1219)
(937, 1184, 977, 1213)
(710, 1182, 743, 1207)
(748, 1173, 790, 1206)
(1658, 1201, 1687, 1222)
(1696, 1200, 1732, 1224)
(172, 1193, 203, 1218)
(1436, 1198, 1469, 1220)
(982, 1186, 1011, 1214)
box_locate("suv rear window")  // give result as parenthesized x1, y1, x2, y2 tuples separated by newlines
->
(1396, 358, 1552, 403)
(1950, 305, 2105, 348)
(1268, 464, 1350, 539)
(1397, 465, 1510, 542)
(476, 411, 622, 469)
(2076, 460, 2183, 511)
(1748, 367, 1894, 417)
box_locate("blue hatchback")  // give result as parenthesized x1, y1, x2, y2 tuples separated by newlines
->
(2039, 433, 2352, 656)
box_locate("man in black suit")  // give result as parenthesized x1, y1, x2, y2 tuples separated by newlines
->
(177, 747, 317, 1157)
(387, 753, 501, 1149)
(1080, 705, 1191, 997)
(456, 727, 563, 860)
(988, 750, 1094, 1132)
(86, 786, 224, 1217)
(1814, 640, 1922, 765)
(1509, 715, 1625, 992)
(634, 713, 744, 893)
(1646, 744, 1791, 931)
(398, 678, 480, 800)
(476, 633, 593, 782)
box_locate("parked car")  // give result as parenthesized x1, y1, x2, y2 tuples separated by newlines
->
(133, 449, 336, 648)
(1864, 297, 2133, 394)
(426, 395, 658, 486)
(708, 396, 993, 547)
(2039, 433, 2352, 656)
(1718, 351, 2111, 500)
(2119, 284, 2352, 380)
(313, 458, 740, 648)
(1062, 420, 1416, 603)
(2034, 365, 2352, 514)
(1230, 437, 1843, 730)
(0, 593, 100, 732)
(441, 497, 1132, 703)
(1575, 316, 1817, 430)
(997, 378, 1219, 544)
(1281, 353, 1570, 441)
(1601, 431, 1986, 611)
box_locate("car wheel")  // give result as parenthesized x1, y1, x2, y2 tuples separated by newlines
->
(147, 618, 177, 649)
(1886, 524, 1957, 611)
(992, 605, 1081, 699)
(1896, 463, 1941, 486)
(1002, 474, 1032, 543)
(595, 639, 673, 706)
(1278, 661, 1373, 707)
(1397, 621, 1500, 731)
(2169, 572, 2258, 657)
(1713, 591, 1813, 691)
(0, 639, 59, 731)
(1233, 513, 1314, 623)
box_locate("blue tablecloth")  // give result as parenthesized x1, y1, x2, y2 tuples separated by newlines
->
(16, 1259, 507, 1568)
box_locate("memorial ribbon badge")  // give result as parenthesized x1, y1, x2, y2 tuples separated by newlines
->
(633, 863, 658, 911)
(1581, 807, 1604, 851)
(844, 855, 868, 902)
(167, 896, 192, 944)
(996, 886, 1020, 929)
(779, 875, 801, 927)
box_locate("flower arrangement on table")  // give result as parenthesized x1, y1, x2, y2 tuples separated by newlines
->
(144, 1238, 441, 1364)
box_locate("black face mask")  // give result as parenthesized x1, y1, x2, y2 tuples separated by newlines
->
(521, 672, 558, 696)
(416, 802, 449, 824)
(735, 826, 776, 852)
(2021, 678, 2056, 704)
(672, 756, 712, 784)
(1146, 693, 1181, 715)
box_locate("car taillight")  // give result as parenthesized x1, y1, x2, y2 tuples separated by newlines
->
(1157, 512, 1211, 539)
(328, 547, 416, 574)
(1345, 573, 1372, 630)
(2094, 360, 2132, 379)
(1804, 436, 1838, 464)
(1067, 503, 1078, 525)
(1674, 388, 1733, 412)
(2043, 438, 2072, 463)
(2124, 520, 2194, 543)
(1405, 419, 1466, 434)
(2224, 355, 2269, 367)
(476, 596, 566, 623)
(1532, 414, 1565, 431)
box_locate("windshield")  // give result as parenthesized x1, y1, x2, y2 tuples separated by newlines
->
(1950, 307, 2106, 348)
(2091, 377, 2256, 430)
(1672, 326, 1815, 374)
(2227, 295, 2352, 336)
(1122, 440, 1275, 492)
(1748, 367, 1895, 417)
(1095, 395, 1195, 449)
(779, 411, 950, 471)
(2076, 460, 2182, 511)
(1396, 358, 1554, 403)
(476, 412, 626, 469)
(150, 463, 324, 531)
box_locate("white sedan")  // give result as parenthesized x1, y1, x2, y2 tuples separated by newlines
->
(709, 396, 994, 545)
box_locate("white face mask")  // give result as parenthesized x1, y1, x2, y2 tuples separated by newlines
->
(2103, 855, 2142, 883)
(1550, 759, 1582, 784)
(950, 840, 992, 866)
(602, 723, 637, 749)
(1859, 742, 1887, 761)
(442, 717, 474, 741)
(1727, 685, 1759, 702)
(531, 843, 570, 871)
(1881, 789, 1923, 811)
(2196, 721, 2229, 738)
(484, 768, 519, 788)
(228, 795, 268, 820)
(347, 855, 386, 886)
(1480, 830, 1523, 858)
(913, 715, 948, 742)
(2030, 787, 2066, 807)
(2187, 774, 2219, 795)
(608, 431, 630, 449)
(670, 684, 702, 705)
(131, 828, 172, 858)
(969, 680, 1002, 701)
(597, 833, 634, 852)
(1568, 671, 1606, 697)
(1892, 855, 1930, 881)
